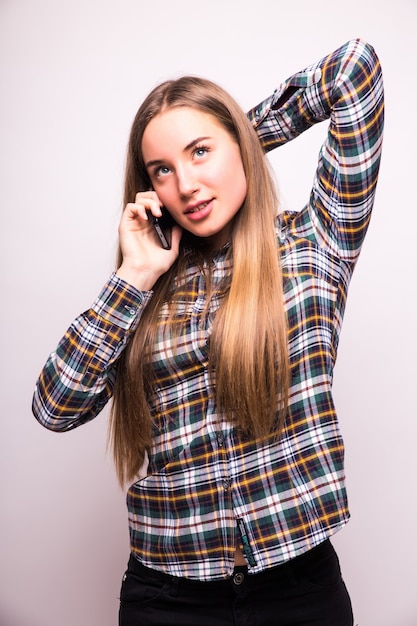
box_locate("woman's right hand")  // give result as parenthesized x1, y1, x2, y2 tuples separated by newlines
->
(115, 191, 182, 291)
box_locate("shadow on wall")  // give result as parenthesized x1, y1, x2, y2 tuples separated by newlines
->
(0, 610, 42, 626)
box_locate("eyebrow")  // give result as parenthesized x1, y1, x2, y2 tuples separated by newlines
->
(145, 136, 212, 169)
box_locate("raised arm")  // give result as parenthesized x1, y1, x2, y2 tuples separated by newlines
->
(247, 38, 384, 260)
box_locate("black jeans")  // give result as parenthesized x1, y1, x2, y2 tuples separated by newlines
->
(118, 540, 354, 626)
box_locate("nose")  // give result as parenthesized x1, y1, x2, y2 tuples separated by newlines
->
(177, 164, 198, 198)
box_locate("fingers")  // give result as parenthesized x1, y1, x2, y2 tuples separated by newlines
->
(120, 192, 163, 233)
(133, 191, 162, 220)
(170, 224, 183, 251)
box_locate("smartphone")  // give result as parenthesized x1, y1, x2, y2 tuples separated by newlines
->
(147, 207, 175, 250)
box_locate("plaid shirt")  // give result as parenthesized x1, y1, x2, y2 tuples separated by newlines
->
(33, 39, 384, 581)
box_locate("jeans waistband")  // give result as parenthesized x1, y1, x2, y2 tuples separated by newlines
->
(126, 539, 333, 588)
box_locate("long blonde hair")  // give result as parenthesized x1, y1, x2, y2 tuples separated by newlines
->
(109, 76, 289, 485)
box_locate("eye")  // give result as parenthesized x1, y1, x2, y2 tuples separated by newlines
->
(193, 145, 210, 159)
(154, 165, 171, 178)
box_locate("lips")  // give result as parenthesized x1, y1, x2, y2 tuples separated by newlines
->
(185, 200, 212, 215)
(184, 199, 214, 221)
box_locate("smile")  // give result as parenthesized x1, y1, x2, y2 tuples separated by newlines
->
(185, 200, 212, 215)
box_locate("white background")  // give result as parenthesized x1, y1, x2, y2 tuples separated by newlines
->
(1, 1, 416, 624)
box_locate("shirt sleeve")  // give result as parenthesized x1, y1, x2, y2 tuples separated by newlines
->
(247, 38, 385, 261)
(32, 273, 153, 432)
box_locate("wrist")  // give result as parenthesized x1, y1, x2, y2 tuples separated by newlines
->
(115, 262, 159, 291)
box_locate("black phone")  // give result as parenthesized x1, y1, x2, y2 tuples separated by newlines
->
(147, 207, 175, 250)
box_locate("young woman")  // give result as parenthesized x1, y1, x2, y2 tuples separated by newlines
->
(33, 38, 384, 625)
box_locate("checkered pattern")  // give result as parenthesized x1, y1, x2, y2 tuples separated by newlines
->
(33, 39, 384, 581)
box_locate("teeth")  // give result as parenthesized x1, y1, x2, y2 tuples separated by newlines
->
(189, 201, 209, 214)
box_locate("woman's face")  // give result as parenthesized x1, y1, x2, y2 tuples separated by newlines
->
(141, 106, 247, 250)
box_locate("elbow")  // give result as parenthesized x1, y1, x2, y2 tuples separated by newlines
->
(31, 391, 78, 433)
(352, 38, 383, 81)
(351, 38, 385, 128)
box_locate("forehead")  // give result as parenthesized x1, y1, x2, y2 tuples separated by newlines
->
(141, 106, 228, 157)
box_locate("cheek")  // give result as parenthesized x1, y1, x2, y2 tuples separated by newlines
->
(155, 184, 178, 210)
(215, 155, 246, 199)
(230, 160, 247, 206)
(238, 168, 247, 201)
(227, 147, 246, 190)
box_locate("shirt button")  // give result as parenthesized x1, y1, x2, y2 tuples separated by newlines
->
(124, 305, 137, 316)
(223, 479, 230, 491)
(217, 434, 224, 447)
(233, 572, 245, 585)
